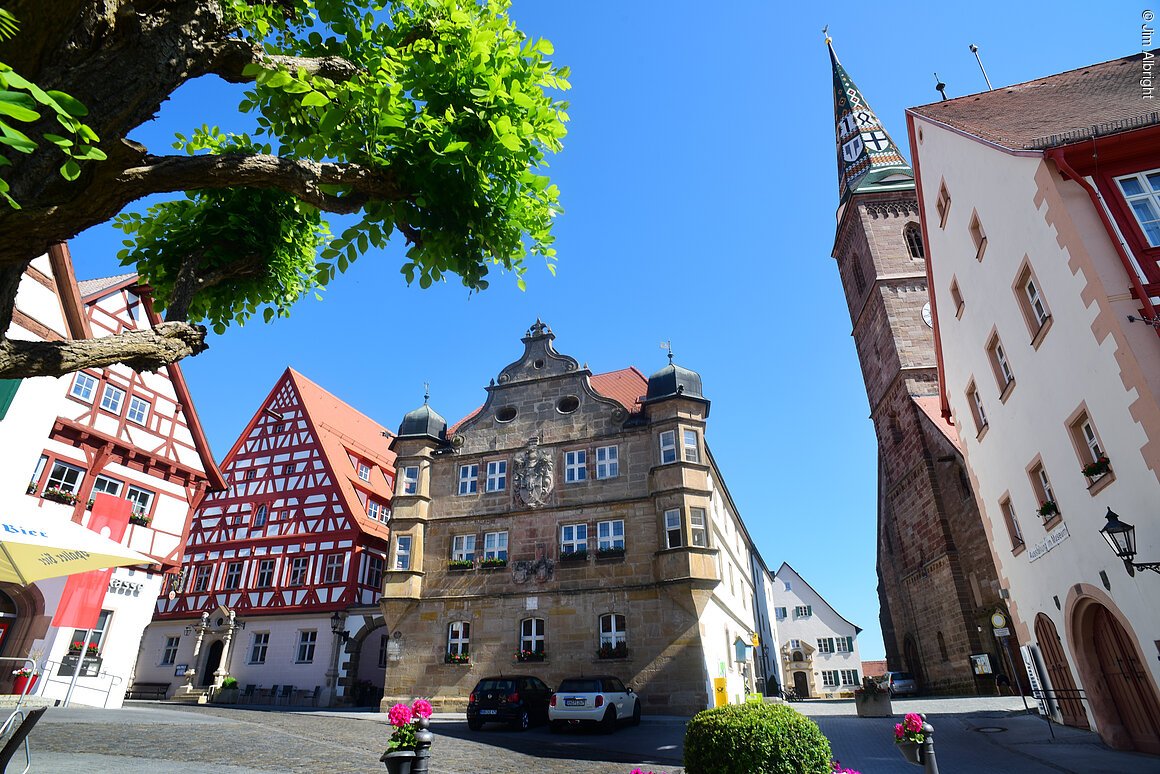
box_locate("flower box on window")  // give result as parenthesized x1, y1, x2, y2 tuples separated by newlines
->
(129, 514, 151, 527)
(447, 559, 474, 572)
(514, 649, 545, 662)
(444, 652, 470, 665)
(68, 641, 100, 657)
(595, 547, 625, 561)
(479, 557, 507, 570)
(1082, 456, 1111, 479)
(42, 487, 78, 505)
(25, 483, 35, 495)
(1036, 500, 1059, 519)
(559, 549, 588, 563)
(596, 642, 627, 660)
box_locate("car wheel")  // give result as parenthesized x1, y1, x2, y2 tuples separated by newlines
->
(600, 706, 617, 734)
(510, 710, 529, 731)
(631, 700, 641, 726)
(468, 717, 484, 731)
(550, 720, 565, 734)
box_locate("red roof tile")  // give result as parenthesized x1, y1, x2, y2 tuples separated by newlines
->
(912, 395, 961, 450)
(909, 53, 1157, 150)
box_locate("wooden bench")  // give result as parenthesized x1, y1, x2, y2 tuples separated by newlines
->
(125, 682, 170, 700)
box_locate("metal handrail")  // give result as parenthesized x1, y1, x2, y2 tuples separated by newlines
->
(1029, 687, 1088, 740)
(38, 658, 124, 708)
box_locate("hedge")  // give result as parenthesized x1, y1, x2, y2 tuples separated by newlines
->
(683, 702, 832, 774)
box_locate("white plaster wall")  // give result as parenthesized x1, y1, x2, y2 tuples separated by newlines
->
(916, 116, 1160, 722)
(772, 565, 862, 697)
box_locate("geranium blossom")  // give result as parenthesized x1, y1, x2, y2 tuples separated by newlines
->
(387, 703, 413, 728)
(411, 698, 433, 719)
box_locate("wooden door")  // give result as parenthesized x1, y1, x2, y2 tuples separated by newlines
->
(1034, 614, 1088, 729)
(202, 640, 224, 687)
(1093, 606, 1160, 754)
(793, 671, 810, 698)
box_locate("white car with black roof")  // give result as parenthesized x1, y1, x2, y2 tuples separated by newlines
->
(548, 675, 641, 732)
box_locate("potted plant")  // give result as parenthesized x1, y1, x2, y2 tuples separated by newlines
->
(1037, 500, 1059, 519)
(12, 666, 39, 696)
(1082, 456, 1111, 479)
(479, 557, 507, 569)
(68, 641, 100, 657)
(444, 652, 469, 665)
(854, 676, 892, 717)
(596, 641, 628, 660)
(215, 676, 239, 704)
(514, 648, 545, 662)
(42, 486, 78, 505)
(596, 546, 626, 560)
(380, 698, 432, 774)
(893, 712, 928, 766)
(129, 513, 151, 526)
(447, 559, 474, 571)
(559, 548, 588, 562)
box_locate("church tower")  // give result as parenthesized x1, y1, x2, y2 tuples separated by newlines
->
(826, 39, 1010, 694)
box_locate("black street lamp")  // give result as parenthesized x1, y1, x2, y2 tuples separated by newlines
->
(1100, 508, 1160, 576)
(330, 611, 350, 642)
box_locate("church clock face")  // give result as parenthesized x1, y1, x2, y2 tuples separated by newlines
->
(921, 302, 933, 328)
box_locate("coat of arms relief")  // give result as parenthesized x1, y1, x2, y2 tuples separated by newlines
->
(514, 436, 554, 508)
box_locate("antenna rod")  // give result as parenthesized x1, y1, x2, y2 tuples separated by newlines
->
(969, 44, 993, 91)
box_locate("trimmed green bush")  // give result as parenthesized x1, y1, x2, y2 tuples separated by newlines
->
(220, 676, 238, 690)
(683, 702, 832, 774)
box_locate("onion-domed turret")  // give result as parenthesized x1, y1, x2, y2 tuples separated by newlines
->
(396, 389, 447, 443)
(643, 347, 708, 412)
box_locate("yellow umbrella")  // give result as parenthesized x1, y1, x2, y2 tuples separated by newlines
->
(0, 512, 151, 585)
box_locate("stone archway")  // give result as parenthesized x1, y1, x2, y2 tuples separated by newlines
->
(201, 640, 224, 687)
(1069, 591, 1160, 754)
(1034, 613, 1087, 729)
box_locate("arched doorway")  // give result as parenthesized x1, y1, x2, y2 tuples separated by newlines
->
(903, 635, 924, 691)
(1034, 613, 1088, 729)
(1085, 604, 1160, 754)
(201, 640, 224, 687)
(793, 671, 810, 698)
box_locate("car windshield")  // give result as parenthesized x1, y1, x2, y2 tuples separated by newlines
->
(475, 679, 515, 692)
(558, 679, 601, 693)
(894, 673, 914, 681)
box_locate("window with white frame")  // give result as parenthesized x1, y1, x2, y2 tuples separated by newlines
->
(683, 429, 700, 463)
(458, 464, 478, 495)
(1031, 462, 1058, 517)
(1017, 265, 1051, 332)
(1001, 496, 1024, 550)
(483, 531, 508, 560)
(987, 334, 1015, 392)
(296, 630, 317, 663)
(253, 504, 268, 527)
(447, 621, 470, 656)
(774, 607, 787, 620)
(70, 609, 111, 654)
(788, 639, 801, 649)
(817, 638, 835, 654)
(451, 534, 476, 562)
(394, 536, 412, 571)
(224, 561, 243, 590)
(485, 460, 507, 492)
(126, 485, 153, 515)
(91, 474, 123, 497)
(256, 558, 275, 588)
(822, 670, 840, 687)
(840, 669, 860, 686)
(664, 509, 683, 548)
(401, 465, 419, 495)
(193, 565, 212, 592)
(596, 519, 624, 551)
(595, 445, 619, 479)
(323, 553, 344, 583)
(70, 372, 97, 402)
(250, 632, 269, 664)
(367, 554, 385, 587)
(288, 555, 309, 585)
(967, 381, 987, 433)
(689, 507, 707, 547)
(100, 384, 125, 414)
(836, 636, 853, 653)
(127, 396, 150, 424)
(357, 461, 371, 481)
(1071, 413, 1106, 468)
(794, 605, 812, 618)
(367, 499, 388, 522)
(46, 460, 84, 494)
(560, 523, 587, 554)
(565, 450, 587, 483)
(520, 617, 545, 654)
(161, 636, 180, 666)
(599, 613, 626, 647)
(659, 430, 677, 464)
(1115, 169, 1160, 246)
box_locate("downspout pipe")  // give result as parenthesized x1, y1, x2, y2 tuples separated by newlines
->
(1047, 147, 1160, 338)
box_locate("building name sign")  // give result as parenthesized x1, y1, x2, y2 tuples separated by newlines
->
(1028, 522, 1070, 563)
(108, 578, 144, 596)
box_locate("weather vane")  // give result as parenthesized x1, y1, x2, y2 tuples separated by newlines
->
(659, 340, 673, 364)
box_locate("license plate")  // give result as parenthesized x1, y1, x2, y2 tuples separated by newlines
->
(564, 699, 584, 706)
(480, 709, 497, 715)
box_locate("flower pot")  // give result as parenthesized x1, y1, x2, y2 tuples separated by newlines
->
(897, 741, 924, 766)
(855, 692, 892, 717)
(13, 674, 37, 695)
(380, 750, 416, 774)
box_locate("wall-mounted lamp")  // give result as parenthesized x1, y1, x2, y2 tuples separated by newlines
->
(330, 611, 350, 643)
(1100, 508, 1160, 576)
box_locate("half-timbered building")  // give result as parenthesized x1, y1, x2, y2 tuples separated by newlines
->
(135, 368, 395, 707)
(5, 247, 224, 708)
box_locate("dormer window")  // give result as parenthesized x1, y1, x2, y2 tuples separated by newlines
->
(357, 461, 371, 482)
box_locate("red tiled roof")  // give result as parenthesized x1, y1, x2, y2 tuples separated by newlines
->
(77, 272, 139, 299)
(909, 53, 1157, 150)
(862, 660, 888, 678)
(912, 395, 961, 450)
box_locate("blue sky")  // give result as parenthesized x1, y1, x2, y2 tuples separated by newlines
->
(68, 1, 1135, 660)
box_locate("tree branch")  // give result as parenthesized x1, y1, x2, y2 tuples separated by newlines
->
(115, 153, 406, 214)
(0, 321, 208, 379)
(211, 38, 362, 84)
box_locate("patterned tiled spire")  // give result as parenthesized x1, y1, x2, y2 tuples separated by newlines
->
(828, 36, 913, 202)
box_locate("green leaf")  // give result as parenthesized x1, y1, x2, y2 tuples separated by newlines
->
(42, 133, 73, 148)
(498, 133, 522, 151)
(59, 159, 81, 181)
(45, 90, 87, 117)
(0, 98, 39, 123)
(442, 140, 468, 154)
(301, 91, 331, 107)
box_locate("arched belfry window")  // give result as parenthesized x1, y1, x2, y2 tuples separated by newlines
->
(904, 223, 925, 260)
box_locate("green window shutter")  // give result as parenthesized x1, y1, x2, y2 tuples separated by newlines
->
(847, 636, 854, 651)
(0, 379, 20, 420)
(828, 638, 835, 652)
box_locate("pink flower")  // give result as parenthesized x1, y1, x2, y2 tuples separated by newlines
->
(411, 698, 433, 719)
(387, 702, 413, 728)
(904, 713, 923, 732)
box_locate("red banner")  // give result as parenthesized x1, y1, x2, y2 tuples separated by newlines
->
(51, 494, 132, 629)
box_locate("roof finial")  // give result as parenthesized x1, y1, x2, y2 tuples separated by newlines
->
(934, 72, 947, 101)
(660, 340, 673, 365)
(823, 24, 831, 46)
(423, 382, 430, 405)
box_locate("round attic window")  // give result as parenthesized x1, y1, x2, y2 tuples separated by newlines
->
(496, 406, 518, 423)
(556, 396, 580, 414)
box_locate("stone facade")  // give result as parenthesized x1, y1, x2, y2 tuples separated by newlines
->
(380, 323, 769, 716)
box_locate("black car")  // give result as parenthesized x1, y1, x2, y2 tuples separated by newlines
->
(466, 675, 552, 731)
